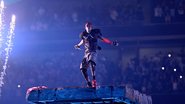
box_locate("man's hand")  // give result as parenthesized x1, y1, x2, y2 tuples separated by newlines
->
(112, 41, 119, 46)
(74, 45, 81, 50)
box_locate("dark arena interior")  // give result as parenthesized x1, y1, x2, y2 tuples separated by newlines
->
(0, 0, 185, 104)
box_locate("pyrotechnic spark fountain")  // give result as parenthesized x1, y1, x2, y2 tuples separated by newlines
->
(0, 0, 16, 96)
(0, 0, 5, 94)
(0, 0, 5, 51)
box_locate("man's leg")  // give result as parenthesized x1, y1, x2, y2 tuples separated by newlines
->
(89, 60, 97, 88)
(89, 60, 96, 80)
(80, 58, 92, 87)
(87, 52, 97, 88)
(80, 68, 92, 87)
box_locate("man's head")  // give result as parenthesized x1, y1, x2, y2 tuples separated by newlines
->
(85, 22, 92, 33)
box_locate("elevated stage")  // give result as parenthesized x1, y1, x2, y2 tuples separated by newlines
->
(26, 86, 152, 104)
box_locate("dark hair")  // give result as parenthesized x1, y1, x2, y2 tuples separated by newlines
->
(85, 22, 92, 27)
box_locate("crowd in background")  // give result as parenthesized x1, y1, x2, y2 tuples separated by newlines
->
(16, 0, 145, 31)
(123, 49, 185, 94)
(8, 0, 185, 31)
(152, 0, 185, 24)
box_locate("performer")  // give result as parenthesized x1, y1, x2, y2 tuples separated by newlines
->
(74, 22, 118, 88)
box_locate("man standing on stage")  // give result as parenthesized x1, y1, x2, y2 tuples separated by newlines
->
(74, 22, 118, 88)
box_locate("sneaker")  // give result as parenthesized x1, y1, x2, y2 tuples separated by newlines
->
(92, 80, 97, 88)
(87, 81, 92, 87)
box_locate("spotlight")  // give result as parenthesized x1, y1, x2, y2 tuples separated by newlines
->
(161, 67, 165, 70)
(174, 68, 176, 72)
(168, 53, 171, 58)
(17, 84, 21, 88)
(180, 76, 182, 79)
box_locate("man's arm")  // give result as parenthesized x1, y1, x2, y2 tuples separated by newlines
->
(74, 40, 84, 49)
(102, 37, 112, 44)
(77, 39, 84, 46)
(101, 37, 119, 46)
(96, 29, 118, 46)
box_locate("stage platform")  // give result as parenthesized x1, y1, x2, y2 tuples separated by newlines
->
(26, 86, 152, 104)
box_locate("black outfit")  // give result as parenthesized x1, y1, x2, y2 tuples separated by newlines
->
(80, 29, 103, 53)
(79, 29, 103, 87)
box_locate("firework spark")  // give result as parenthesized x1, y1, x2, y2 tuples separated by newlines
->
(0, 0, 5, 96)
(0, 0, 16, 96)
(0, 0, 5, 48)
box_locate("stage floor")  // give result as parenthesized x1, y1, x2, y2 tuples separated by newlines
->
(26, 86, 152, 104)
